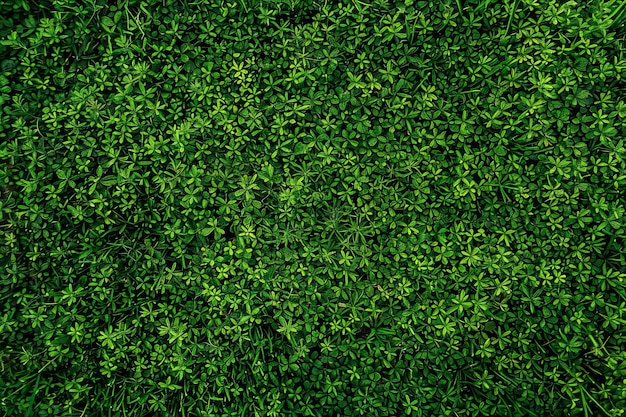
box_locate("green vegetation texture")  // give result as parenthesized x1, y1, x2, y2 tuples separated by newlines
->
(1, 0, 626, 416)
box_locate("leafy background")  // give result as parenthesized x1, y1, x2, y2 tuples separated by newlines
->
(1, 0, 626, 415)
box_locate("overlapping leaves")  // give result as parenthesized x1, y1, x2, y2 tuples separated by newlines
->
(1, 0, 626, 416)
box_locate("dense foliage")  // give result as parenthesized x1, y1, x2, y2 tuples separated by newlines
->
(1, 0, 626, 415)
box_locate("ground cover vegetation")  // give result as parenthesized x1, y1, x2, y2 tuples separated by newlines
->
(1, 0, 626, 415)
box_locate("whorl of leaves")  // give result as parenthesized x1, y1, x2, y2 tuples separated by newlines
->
(1, 0, 626, 416)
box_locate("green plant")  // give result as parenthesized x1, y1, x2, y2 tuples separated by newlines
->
(1, 0, 626, 416)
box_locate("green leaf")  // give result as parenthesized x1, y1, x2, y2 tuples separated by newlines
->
(294, 142, 308, 155)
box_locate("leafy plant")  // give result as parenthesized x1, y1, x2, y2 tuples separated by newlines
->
(1, 0, 626, 416)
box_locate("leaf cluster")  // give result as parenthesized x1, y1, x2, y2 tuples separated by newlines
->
(1, 0, 626, 416)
